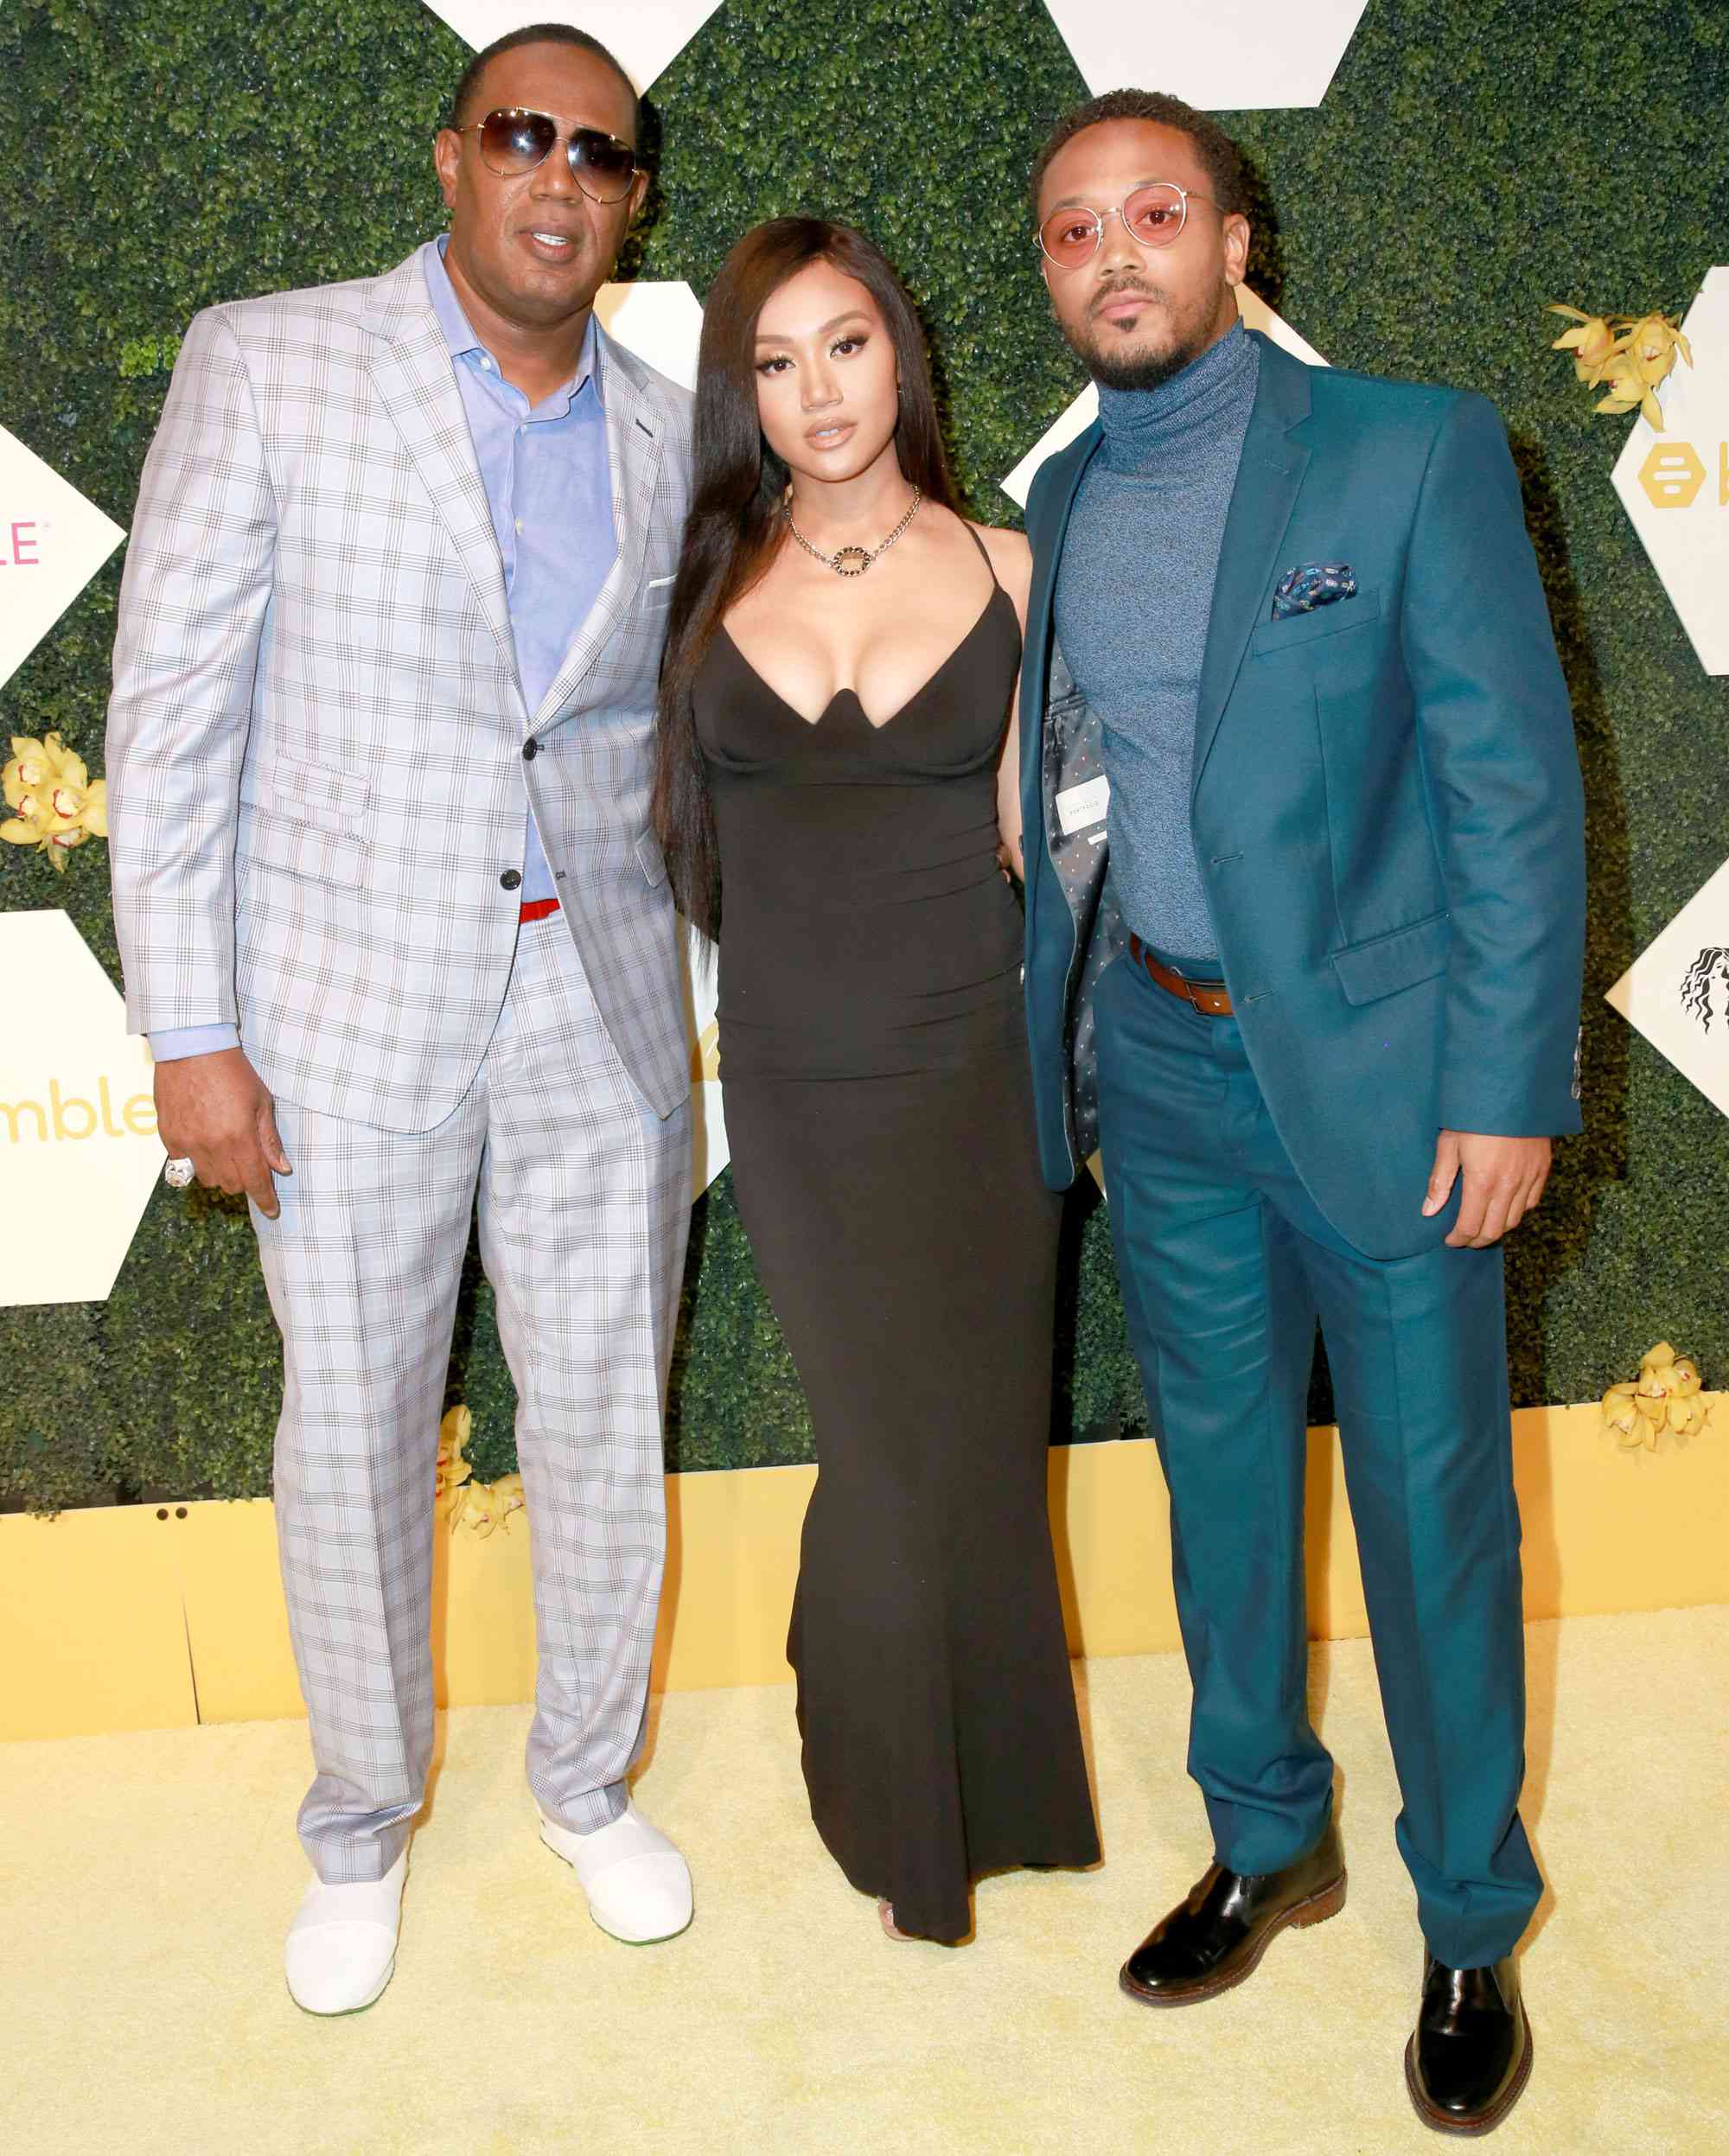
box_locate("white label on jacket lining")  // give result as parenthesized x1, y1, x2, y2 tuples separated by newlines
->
(1055, 774, 1110, 836)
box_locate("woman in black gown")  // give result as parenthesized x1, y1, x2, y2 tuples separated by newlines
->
(654, 220, 1098, 1943)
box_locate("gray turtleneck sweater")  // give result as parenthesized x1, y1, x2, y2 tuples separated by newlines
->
(1052, 321, 1260, 971)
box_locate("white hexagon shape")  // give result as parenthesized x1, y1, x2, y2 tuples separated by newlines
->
(1607, 853, 1729, 1121)
(678, 921, 728, 1196)
(1611, 267, 1729, 676)
(1042, 0, 1367, 107)
(422, 2, 727, 89)
(593, 277, 705, 390)
(0, 424, 125, 694)
(0, 910, 164, 1306)
(999, 284, 1327, 508)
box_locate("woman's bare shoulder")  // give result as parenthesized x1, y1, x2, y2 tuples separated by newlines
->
(961, 520, 1030, 582)
(967, 520, 1032, 603)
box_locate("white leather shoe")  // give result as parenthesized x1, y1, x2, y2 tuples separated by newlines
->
(538, 1801, 692, 1943)
(284, 1847, 408, 2014)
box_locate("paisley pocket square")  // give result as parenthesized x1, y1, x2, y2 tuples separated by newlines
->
(1271, 563, 1358, 619)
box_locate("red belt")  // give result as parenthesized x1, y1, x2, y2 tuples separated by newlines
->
(1127, 934, 1234, 1017)
(519, 897, 560, 925)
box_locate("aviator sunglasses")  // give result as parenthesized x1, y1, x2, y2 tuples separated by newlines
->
(451, 107, 641, 203)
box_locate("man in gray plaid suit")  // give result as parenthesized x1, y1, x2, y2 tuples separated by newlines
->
(106, 25, 696, 2012)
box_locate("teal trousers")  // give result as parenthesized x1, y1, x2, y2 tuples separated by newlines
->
(1094, 952, 1542, 1968)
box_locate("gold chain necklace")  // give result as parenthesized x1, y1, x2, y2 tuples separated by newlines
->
(782, 487, 923, 577)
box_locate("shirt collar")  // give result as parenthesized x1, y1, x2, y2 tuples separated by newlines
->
(420, 235, 603, 405)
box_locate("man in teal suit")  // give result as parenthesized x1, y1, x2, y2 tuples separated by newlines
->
(1018, 90, 1585, 2135)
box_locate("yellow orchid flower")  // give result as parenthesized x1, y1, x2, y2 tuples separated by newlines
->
(1667, 1394, 1708, 1438)
(2, 736, 109, 871)
(461, 1479, 507, 1538)
(1621, 313, 1692, 383)
(1549, 305, 1693, 431)
(5, 735, 56, 801)
(1547, 305, 1623, 384)
(455, 1471, 527, 1540)
(488, 1471, 526, 1533)
(3, 756, 35, 811)
(1604, 1345, 1711, 1450)
(1594, 356, 1662, 430)
(0, 801, 76, 868)
(434, 1404, 474, 1509)
(4, 737, 58, 826)
(1599, 1382, 1640, 1443)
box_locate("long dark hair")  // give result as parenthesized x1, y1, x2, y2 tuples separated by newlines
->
(652, 218, 962, 941)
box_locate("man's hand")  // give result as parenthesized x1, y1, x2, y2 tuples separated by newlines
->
(156, 1047, 291, 1219)
(1421, 1130, 1550, 1248)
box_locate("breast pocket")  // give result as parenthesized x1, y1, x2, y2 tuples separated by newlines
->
(1247, 586, 1384, 659)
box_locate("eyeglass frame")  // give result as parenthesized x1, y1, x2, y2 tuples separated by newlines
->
(1036, 182, 1222, 269)
(450, 107, 642, 205)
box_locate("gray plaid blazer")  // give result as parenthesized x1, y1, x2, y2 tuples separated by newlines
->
(107, 251, 693, 1130)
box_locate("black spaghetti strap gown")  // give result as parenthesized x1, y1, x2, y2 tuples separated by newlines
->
(692, 534, 1100, 1942)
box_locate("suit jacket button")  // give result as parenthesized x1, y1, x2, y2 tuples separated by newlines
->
(522, 739, 538, 760)
(500, 869, 522, 891)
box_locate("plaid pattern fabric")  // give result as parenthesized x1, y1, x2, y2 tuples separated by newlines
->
(107, 251, 693, 1128)
(258, 921, 690, 1882)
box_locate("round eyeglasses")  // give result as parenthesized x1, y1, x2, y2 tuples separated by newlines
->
(453, 108, 640, 204)
(1037, 182, 1218, 270)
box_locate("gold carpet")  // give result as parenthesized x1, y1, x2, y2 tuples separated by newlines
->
(2, 1609, 1724, 2155)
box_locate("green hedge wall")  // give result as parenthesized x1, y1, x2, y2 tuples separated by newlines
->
(2, 0, 1726, 1509)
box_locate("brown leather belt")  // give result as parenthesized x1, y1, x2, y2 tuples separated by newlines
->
(1128, 934, 1234, 1017)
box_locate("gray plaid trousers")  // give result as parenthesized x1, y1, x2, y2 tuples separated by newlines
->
(255, 919, 690, 1882)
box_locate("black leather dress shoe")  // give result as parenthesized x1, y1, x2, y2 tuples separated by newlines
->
(1119, 1818, 1345, 2006)
(1405, 1954, 1533, 2134)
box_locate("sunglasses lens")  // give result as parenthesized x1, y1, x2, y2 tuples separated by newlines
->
(478, 108, 557, 175)
(571, 129, 637, 201)
(1122, 183, 1186, 246)
(1039, 210, 1101, 267)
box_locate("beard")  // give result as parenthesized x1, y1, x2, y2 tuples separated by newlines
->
(1063, 280, 1221, 393)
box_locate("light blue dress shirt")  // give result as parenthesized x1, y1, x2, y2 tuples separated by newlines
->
(153, 236, 619, 1064)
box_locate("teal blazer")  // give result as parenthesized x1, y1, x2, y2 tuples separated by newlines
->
(1018, 332, 1586, 1261)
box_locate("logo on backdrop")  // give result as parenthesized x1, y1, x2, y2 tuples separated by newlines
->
(1680, 949, 1729, 1033)
(1, 517, 45, 565)
(0, 424, 126, 693)
(1608, 858, 1729, 1124)
(1613, 266, 1729, 673)
(1636, 440, 1727, 509)
(0, 912, 166, 1308)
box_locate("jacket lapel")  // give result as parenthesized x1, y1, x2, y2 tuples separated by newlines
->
(1024, 423, 1103, 708)
(1191, 333, 1314, 798)
(1021, 424, 1104, 886)
(529, 324, 664, 736)
(365, 257, 520, 697)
